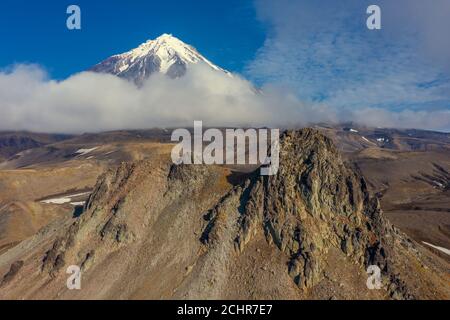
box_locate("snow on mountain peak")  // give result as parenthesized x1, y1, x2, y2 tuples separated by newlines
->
(90, 33, 229, 84)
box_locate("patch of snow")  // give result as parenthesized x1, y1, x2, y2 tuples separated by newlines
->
(65, 192, 90, 198)
(433, 181, 444, 188)
(118, 64, 129, 73)
(75, 147, 98, 156)
(422, 241, 450, 255)
(362, 136, 371, 143)
(40, 192, 90, 205)
(376, 138, 385, 143)
(70, 201, 86, 206)
(349, 128, 358, 133)
(41, 197, 71, 204)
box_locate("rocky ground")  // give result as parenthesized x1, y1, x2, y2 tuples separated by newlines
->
(0, 129, 448, 299)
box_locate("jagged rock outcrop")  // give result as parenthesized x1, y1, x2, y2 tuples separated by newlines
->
(0, 260, 23, 286)
(199, 129, 416, 298)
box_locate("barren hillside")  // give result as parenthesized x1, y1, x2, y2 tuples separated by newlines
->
(0, 129, 448, 299)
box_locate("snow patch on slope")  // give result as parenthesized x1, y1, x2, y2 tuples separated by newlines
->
(41, 192, 90, 205)
(422, 241, 450, 255)
(75, 147, 98, 156)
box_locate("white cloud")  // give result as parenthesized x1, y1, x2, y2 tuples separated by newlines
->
(245, 0, 450, 130)
(0, 64, 448, 133)
(0, 64, 306, 132)
(381, 0, 450, 70)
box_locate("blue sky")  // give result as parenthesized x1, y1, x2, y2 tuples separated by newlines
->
(0, 0, 264, 78)
(1, 0, 449, 130)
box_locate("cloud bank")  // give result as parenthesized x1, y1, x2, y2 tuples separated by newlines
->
(0, 64, 449, 133)
(0, 64, 305, 133)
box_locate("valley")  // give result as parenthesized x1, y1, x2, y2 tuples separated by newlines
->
(0, 126, 448, 299)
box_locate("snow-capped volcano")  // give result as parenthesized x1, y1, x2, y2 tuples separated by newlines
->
(90, 33, 230, 84)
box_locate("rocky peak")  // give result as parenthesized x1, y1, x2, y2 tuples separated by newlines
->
(201, 129, 414, 297)
(89, 33, 230, 85)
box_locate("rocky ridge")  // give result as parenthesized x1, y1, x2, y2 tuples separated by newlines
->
(0, 129, 448, 299)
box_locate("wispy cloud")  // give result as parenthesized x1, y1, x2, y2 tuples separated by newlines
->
(245, 0, 450, 129)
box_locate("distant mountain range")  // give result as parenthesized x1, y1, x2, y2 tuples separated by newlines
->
(90, 33, 230, 85)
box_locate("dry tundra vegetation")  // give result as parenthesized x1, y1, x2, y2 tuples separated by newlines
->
(0, 126, 448, 299)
